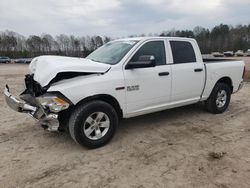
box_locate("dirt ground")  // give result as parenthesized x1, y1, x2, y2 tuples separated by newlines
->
(0, 62, 250, 188)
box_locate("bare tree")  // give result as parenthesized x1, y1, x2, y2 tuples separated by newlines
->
(41, 34, 54, 54)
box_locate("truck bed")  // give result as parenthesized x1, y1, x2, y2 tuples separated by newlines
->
(201, 58, 244, 100)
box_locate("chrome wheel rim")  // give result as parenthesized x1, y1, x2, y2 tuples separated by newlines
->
(216, 90, 227, 108)
(83, 112, 110, 140)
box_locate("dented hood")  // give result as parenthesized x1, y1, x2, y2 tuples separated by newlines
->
(29, 55, 111, 87)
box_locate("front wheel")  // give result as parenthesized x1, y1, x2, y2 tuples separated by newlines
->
(69, 100, 118, 148)
(205, 83, 231, 114)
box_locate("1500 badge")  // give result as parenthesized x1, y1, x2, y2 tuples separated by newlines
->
(127, 85, 139, 91)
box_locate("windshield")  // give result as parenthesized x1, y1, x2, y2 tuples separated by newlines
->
(86, 40, 138, 65)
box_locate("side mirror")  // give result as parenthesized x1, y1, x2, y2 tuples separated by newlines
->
(125, 55, 156, 69)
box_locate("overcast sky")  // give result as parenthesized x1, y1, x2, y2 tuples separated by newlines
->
(0, 0, 249, 37)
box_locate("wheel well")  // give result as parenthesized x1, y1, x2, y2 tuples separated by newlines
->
(76, 94, 123, 119)
(217, 77, 233, 93)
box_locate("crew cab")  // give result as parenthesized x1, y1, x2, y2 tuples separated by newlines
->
(4, 37, 245, 148)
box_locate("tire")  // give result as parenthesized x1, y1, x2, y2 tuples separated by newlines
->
(205, 82, 231, 114)
(69, 100, 118, 148)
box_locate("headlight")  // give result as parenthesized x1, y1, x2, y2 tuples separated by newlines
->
(37, 96, 70, 112)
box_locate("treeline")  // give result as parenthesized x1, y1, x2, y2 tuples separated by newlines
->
(160, 24, 250, 54)
(0, 31, 111, 58)
(0, 23, 250, 58)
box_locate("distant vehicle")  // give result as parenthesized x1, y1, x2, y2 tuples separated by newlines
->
(14, 58, 32, 64)
(223, 51, 234, 57)
(235, 50, 244, 57)
(246, 49, 250, 56)
(4, 37, 245, 148)
(212, 52, 224, 57)
(0, 56, 11, 63)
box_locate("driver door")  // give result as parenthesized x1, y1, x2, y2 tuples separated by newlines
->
(123, 40, 172, 117)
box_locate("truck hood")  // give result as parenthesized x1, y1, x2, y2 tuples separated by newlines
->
(29, 55, 111, 87)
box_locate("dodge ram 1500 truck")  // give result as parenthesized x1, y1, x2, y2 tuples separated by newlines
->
(4, 37, 245, 148)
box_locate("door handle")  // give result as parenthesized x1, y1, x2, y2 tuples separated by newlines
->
(158, 72, 170, 76)
(194, 68, 203, 72)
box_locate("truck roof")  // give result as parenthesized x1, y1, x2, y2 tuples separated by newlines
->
(115, 36, 196, 42)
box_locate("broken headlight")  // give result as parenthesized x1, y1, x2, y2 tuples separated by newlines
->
(37, 96, 70, 113)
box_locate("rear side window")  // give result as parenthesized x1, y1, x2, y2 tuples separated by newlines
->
(130, 41, 166, 65)
(170, 41, 196, 64)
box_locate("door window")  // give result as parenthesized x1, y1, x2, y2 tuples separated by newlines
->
(130, 41, 166, 65)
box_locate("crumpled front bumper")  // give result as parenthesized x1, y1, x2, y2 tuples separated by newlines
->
(4, 85, 60, 131)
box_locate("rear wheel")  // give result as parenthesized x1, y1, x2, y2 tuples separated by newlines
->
(205, 83, 231, 114)
(69, 100, 118, 148)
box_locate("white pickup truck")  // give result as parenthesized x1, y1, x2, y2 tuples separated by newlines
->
(4, 37, 245, 148)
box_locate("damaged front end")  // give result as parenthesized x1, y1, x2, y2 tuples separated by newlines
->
(4, 55, 111, 132)
(4, 74, 72, 131)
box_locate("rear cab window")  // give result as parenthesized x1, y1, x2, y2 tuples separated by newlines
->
(170, 41, 196, 64)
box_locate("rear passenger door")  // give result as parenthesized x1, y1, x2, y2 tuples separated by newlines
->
(169, 40, 205, 103)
